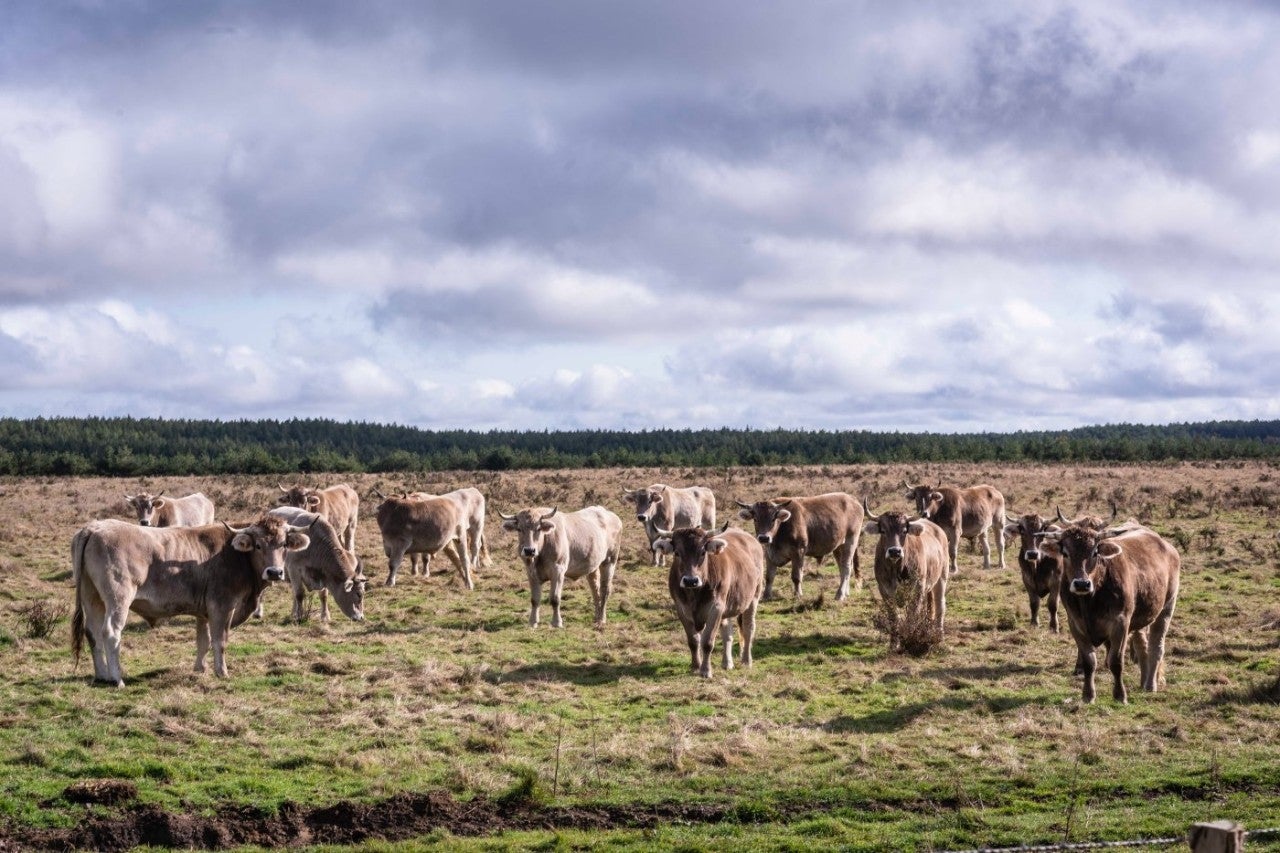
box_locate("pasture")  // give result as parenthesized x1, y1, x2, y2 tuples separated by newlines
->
(1, 462, 1279, 850)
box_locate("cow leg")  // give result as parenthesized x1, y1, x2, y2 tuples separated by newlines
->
(194, 617, 211, 674)
(448, 531, 473, 590)
(80, 588, 112, 683)
(979, 528, 992, 570)
(739, 600, 758, 668)
(834, 542, 855, 600)
(948, 531, 960, 576)
(292, 581, 307, 622)
(585, 569, 603, 629)
(994, 523, 1006, 569)
(720, 619, 735, 671)
(1028, 589, 1041, 627)
(211, 618, 232, 678)
(790, 555, 804, 598)
(526, 565, 543, 627)
(595, 554, 617, 628)
(549, 565, 568, 628)
(384, 541, 408, 587)
(1106, 626, 1129, 704)
(319, 589, 330, 624)
(1145, 601, 1176, 692)
(933, 580, 947, 635)
(762, 561, 779, 600)
(682, 620, 701, 673)
(343, 519, 356, 553)
(100, 604, 130, 687)
(698, 606, 724, 678)
(1047, 587, 1060, 633)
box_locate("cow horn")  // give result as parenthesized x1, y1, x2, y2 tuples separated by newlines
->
(717, 521, 731, 534)
(540, 508, 558, 521)
(372, 488, 386, 499)
(734, 499, 751, 509)
(862, 497, 880, 522)
(222, 521, 248, 535)
(154, 491, 164, 499)
(654, 526, 673, 537)
(1055, 505, 1069, 525)
(774, 499, 792, 508)
(124, 494, 134, 501)
(279, 484, 289, 492)
(497, 510, 516, 521)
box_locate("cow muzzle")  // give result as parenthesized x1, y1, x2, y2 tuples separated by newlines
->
(139, 520, 151, 527)
(521, 547, 538, 558)
(886, 546, 904, 561)
(1070, 578, 1093, 595)
(264, 566, 286, 582)
(636, 514, 647, 522)
(680, 576, 702, 589)
(1023, 549, 1041, 563)
(757, 534, 772, 544)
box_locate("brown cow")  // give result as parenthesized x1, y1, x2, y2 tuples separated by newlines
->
(1038, 524, 1180, 704)
(499, 506, 622, 628)
(734, 493, 863, 600)
(278, 484, 359, 551)
(269, 506, 369, 623)
(71, 514, 309, 685)
(622, 484, 716, 566)
(375, 493, 473, 588)
(862, 500, 950, 652)
(124, 491, 215, 527)
(383, 488, 491, 577)
(1002, 513, 1063, 631)
(906, 483, 1006, 573)
(655, 526, 764, 678)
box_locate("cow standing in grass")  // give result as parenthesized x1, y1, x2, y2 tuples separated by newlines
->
(906, 483, 1006, 573)
(125, 492, 215, 527)
(734, 493, 863, 600)
(863, 501, 950, 653)
(499, 506, 622, 628)
(655, 526, 764, 678)
(1003, 512, 1063, 631)
(1038, 524, 1180, 704)
(376, 493, 473, 589)
(622, 484, 716, 566)
(278, 484, 359, 551)
(269, 506, 369, 623)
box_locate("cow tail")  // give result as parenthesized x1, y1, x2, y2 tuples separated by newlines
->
(70, 529, 88, 666)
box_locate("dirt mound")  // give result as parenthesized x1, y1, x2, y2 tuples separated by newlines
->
(8, 790, 731, 851)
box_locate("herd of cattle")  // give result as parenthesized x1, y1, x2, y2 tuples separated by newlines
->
(71, 480, 1181, 704)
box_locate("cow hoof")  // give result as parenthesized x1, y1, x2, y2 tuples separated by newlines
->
(384, 578, 397, 587)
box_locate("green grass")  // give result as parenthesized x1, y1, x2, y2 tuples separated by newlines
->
(2, 464, 1280, 849)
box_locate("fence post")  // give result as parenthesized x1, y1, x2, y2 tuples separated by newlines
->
(1188, 820, 1245, 852)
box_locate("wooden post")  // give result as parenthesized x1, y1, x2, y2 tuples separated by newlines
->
(1188, 820, 1245, 852)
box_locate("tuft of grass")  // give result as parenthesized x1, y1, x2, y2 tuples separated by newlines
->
(13, 599, 70, 639)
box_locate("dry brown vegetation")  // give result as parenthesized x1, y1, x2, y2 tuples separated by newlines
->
(1, 461, 1279, 849)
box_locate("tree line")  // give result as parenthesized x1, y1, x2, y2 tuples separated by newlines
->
(0, 417, 1277, 476)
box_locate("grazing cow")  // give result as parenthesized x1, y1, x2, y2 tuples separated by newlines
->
(622, 484, 716, 566)
(1038, 524, 1180, 704)
(278, 484, 360, 551)
(70, 514, 309, 686)
(499, 506, 622, 628)
(862, 501, 950, 652)
(269, 506, 369, 623)
(734, 493, 863, 600)
(375, 493, 473, 588)
(906, 483, 1007, 573)
(655, 526, 764, 679)
(124, 492, 215, 527)
(378, 488, 491, 577)
(1003, 513, 1062, 631)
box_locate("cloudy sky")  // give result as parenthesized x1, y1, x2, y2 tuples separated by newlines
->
(2, 1, 1278, 433)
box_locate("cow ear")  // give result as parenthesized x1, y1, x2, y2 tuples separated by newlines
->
(621, 491, 636, 504)
(1002, 522, 1021, 538)
(276, 494, 291, 504)
(1097, 541, 1122, 560)
(539, 521, 556, 532)
(305, 495, 321, 507)
(285, 532, 311, 551)
(929, 491, 944, 503)
(737, 509, 753, 521)
(907, 520, 929, 536)
(232, 533, 254, 552)
(152, 498, 166, 508)
(501, 519, 519, 532)
(863, 520, 879, 535)
(650, 494, 662, 504)
(343, 578, 355, 593)
(776, 509, 792, 523)
(653, 537, 673, 554)
(706, 538, 728, 555)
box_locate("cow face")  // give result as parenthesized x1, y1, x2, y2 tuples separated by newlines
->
(737, 500, 792, 546)
(864, 512, 929, 578)
(623, 488, 664, 523)
(126, 492, 165, 526)
(905, 486, 943, 519)
(277, 485, 311, 509)
(230, 515, 310, 581)
(1038, 527, 1121, 596)
(336, 560, 370, 621)
(501, 509, 558, 560)
(1005, 514, 1056, 564)
(653, 527, 728, 589)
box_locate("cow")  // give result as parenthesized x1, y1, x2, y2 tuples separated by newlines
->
(376, 488, 491, 577)
(278, 484, 359, 551)
(1037, 524, 1180, 704)
(1002, 513, 1063, 631)
(124, 491, 215, 527)
(499, 506, 622, 628)
(269, 506, 369, 623)
(70, 514, 309, 686)
(734, 493, 863, 600)
(654, 526, 764, 679)
(621, 484, 716, 566)
(375, 493, 473, 589)
(905, 483, 1007, 573)
(862, 500, 950, 652)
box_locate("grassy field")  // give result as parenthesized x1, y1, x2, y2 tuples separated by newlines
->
(1, 462, 1279, 850)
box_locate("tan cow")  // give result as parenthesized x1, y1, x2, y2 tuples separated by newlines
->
(906, 483, 1006, 573)
(269, 506, 369, 623)
(380, 488, 491, 577)
(655, 526, 764, 679)
(1038, 524, 1180, 704)
(278, 484, 359, 551)
(124, 491, 215, 527)
(622, 484, 716, 566)
(70, 514, 309, 685)
(862, 501, 950, 652)
(734, 493, 863, 600)
(375, 493, 473, 589)
(499, 506, 622, 628)
(1002, 513, 1063, 632)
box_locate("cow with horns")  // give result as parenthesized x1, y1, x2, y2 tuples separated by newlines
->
(499, 506, 622, 628)
(862, 500, 950, 652)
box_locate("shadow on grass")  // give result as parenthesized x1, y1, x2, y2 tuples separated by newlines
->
(824, 696, 978, 734)
(492, 660, 664, 686)
(750, 632, 863, 658)
(918, 663, 1051, 682)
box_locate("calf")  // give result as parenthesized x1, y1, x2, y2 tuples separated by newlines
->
(71, 514, 309, 685)
(278, 484, 360, 551)
(655, 526, 764, 679)
(735, 493, 863, 600)
(862, 501, 950, 652)
(622, 484, 716, 566)
(1003, 513, 1062, 631)
(1038, 524, 1180, 704)
(906, 483, 1006, 573)
(500, 506, 622, 628)
(375, 493, 472, 588)
(269, 506, 369, 623)
(124, 491, 215, 527)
